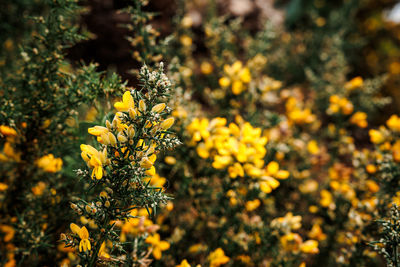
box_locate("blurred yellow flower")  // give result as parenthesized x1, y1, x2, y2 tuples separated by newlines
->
(176, 259, 191, 267)
(219, 61, 251, 95)
(350, 112, 368, 128)
(369, 129, 385, 144)
(36, 154, 63, 173)
(145, 233, 170, 260)
(208, 248, 230, 267)
(345, 76, 363, 91)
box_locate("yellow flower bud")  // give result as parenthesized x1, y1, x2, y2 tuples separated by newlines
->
(106, 120, 112, 130)
(151, 103, 166, 113)
(160, 117, 175, 130)
(129, 108, 137, 119)
(108, 132, 117, 146)
(165, 156, 176, 165)
(101, 133, 110, 145)
(219, 77, 231, 87)
(126, 126, 135, 139)
(117, 133, 128, 143)
(139, 100, 146, 113)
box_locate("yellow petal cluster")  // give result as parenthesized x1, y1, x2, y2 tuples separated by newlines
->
(218, 61, 251, 95)
(36, 154, 63, 173)
(350, 111, 368, 128)
(327, 95, 353, 115)
(70, 223, 91, 252)
(286, 97, 316, 124)
(208, 248, 230, 267)
(188, 116, 289, 194)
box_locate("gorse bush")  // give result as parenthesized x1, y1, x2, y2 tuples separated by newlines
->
(62, 63, 180, 266)
(2, 0, 400, 266)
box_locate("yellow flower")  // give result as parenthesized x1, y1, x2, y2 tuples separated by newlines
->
(366, 180, 380, 193)
(32, 181, 46, 196)
(286, 97, 316, 124)
(265, 161, 289, 179)
(218, 77, 230, 87)
(140, 156, 154, 169)
(70, 223, 91, 252)
(392, 140, 400, 162)
(300, 240, 319, 254)
(259, 176, 280, 193)
(369, 129, 384, 144)
(98, 241, 110, 258)
(114, 91, 135, 112)
(320, 190, 333, 208)
(366, 164, 377, 174)
(0, 182, 8, 191)
(280, 233, 302, 252)
(145, 233, 170, 260)
(350, 112, 368, 128)
(307, 140, 320, 155)
(219, 61, 251, 95)
(4, 258, 16, 267)
(208, 248, 230, 267)
(180, 35, 192, 47)
(271, 212, 302, 231)
(212, 155, 232, 169)
(201, 62, 213, 75)
(0, 224, 15, 242)
(188, 243, 208, 254)
(0, 125, 17, 137)
(36, 154, 63, 173)
(88, 126, 109, 137)
(299, 180, 319, 194)
(387, 114, 400, 131)
(228, 162, 244, 178)
(245, 199, 261, 211)
(308, 224, 327, 241)
(144, 173, 166, 188)
(327, 95, 353, 115)
(176, 259, 191, 267)
(345, 76, 363, 90)
(80, 144, 107, 179)
(187, 118, 211, 142)
(139, 99, 146, 113)
(0, 142, 21, 162)
(181, 16, 193, 28)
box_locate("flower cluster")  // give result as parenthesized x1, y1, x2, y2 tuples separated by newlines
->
(187, 116, 289, 194)
(271, 212, 319, 255)
(219, 61, 251, 95)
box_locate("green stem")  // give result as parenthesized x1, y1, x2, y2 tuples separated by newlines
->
(87, 214, 110, 267)
(87, 232, 106, 267)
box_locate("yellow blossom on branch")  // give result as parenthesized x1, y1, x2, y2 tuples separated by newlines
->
(145, 233, 170, 260)
(80, 144, 107, 180)
(70, 223, 91, 252)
